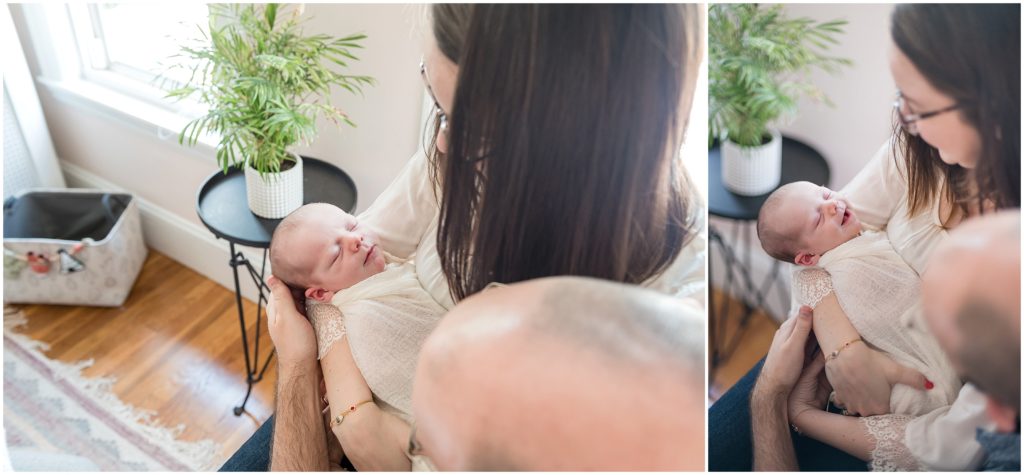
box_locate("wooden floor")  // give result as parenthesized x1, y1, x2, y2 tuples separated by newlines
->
(708, 287, 779, 400)
(7, 250, 277, 465)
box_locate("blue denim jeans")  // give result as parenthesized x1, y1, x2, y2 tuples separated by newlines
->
(219, 416, 354, 471)
(708, 359, 869, 471)
(220, 416, 274, 471)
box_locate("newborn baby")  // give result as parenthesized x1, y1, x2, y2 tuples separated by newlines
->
(756, 181, 959, 419)
(269, 203, 446, 421)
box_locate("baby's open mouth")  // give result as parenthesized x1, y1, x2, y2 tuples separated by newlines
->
(841, 210, 851, 226)
(363, 244, 376, 265)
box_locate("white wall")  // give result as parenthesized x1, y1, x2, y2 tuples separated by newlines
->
(710, 4, 896, 320)
(16, 4, 428, 218)
(11, 4, 428, 299)
(780, 3, 895, 189)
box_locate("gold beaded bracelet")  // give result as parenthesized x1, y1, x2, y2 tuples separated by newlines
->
(330, 399, 373, 429)
(826, 338, 863, 362)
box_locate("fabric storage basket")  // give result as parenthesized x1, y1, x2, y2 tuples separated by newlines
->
(3, 189, 147, 307)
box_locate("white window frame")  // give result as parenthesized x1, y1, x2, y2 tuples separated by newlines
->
(13, 3, 217, 157)
(65, 3, 189, 110)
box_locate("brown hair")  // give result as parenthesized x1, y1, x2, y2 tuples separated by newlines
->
(429, 4, 703, 302)
(269, 206, 316, 289)
(756, 184, 800, 264)
(890, 4, 1020, 224)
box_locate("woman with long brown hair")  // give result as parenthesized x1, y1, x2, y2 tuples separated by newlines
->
(710, 3, 1019, 471)
(222, 4, 706, 471)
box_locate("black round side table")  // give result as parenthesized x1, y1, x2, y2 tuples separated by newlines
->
(708, 137, 830, 383)
(196, 156, 357, 416)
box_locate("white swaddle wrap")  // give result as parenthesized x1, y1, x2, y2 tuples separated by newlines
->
(307, 258, 446, 419)
(792, 230, 964, 471)
(793, 230, 960, 416)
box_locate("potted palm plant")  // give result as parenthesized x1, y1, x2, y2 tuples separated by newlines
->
(167, 4, 373, 218)
(709, 4, 850, 195)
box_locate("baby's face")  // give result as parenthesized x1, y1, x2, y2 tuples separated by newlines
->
(285, 204, 387, 292)
(774, 182, 863, 258)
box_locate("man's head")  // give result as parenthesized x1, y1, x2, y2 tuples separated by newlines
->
(268, 203, 386, 302)
(922, 211, 1020, 432)
(410, 277, 705, 470)
(757, 181, 863, 266)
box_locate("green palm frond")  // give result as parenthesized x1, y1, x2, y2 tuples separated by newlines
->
(709, 4, 851, 148)
(165, 3, 376, 176)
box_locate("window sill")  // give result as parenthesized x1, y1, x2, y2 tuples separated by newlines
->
(36, 77, 219, 162)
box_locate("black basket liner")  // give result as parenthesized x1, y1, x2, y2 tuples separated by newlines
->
(4, 191, 132, 242)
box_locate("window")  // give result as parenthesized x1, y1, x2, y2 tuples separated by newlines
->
(66, 3, 208, 109)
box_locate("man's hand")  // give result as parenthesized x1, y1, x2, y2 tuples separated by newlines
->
(750, 306, 815, 471)
(788, 352, 831, 428)
(267, 275, 330, 471)
(825, 342, 930, 416)
(755, 306, 815, 398)
(266, 275, 318, 369)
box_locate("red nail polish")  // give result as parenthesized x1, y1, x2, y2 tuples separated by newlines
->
(925, 379, 934, 390)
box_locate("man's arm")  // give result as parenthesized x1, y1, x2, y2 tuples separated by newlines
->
(748, 307, 814, 471)
(265, 276, 330, 471)
(271, 360, 330, 471)
(751, 387, 798, 471)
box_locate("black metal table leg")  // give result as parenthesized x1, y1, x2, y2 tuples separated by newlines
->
(227, 242, 277, 416)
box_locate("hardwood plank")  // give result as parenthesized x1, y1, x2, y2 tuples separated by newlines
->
(708, 287, 780, 399)
(9, 250, 278, 463)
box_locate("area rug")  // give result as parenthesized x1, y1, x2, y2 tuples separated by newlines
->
(3, 308, 220, 471)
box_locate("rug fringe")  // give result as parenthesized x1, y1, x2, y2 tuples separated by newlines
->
(4, 307, 221, 471)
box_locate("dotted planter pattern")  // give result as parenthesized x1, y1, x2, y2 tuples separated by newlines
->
(722, 129, 783, 196)
(244, 154, 304, 219)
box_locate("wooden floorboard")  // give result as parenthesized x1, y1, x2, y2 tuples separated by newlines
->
(8, 249, 277, 465)
(708, 287, 780, 400)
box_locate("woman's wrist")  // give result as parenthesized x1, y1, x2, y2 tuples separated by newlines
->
(809, 293, 863, 357)
(333, 400, 380, 444)
(789, 403, 820, 431)
(825, 337, 864, 363)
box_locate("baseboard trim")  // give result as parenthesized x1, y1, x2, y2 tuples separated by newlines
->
(60, 161, 264, 303)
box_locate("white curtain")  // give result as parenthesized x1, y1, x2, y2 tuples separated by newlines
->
(4, 88, 41, 199)
(3, 4, 64, 200)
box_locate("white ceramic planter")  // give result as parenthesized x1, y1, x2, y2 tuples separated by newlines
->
(722, 129, 782, 196)
(244, 153, 304, 219)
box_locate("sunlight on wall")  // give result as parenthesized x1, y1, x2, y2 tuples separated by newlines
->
(683, 51, 709, 204)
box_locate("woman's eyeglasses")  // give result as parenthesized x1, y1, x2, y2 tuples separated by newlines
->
(420, 60, 449, 137)
(893, 91, 959, 136)
(419, 59, 494, 163)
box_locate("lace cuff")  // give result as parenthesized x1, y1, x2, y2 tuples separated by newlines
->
(862, 415, 926, 471)
(307, 302, 346, 360)
(793, 268, 833, 308)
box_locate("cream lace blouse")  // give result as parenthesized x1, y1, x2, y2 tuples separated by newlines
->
(833, 140, 995, 470)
